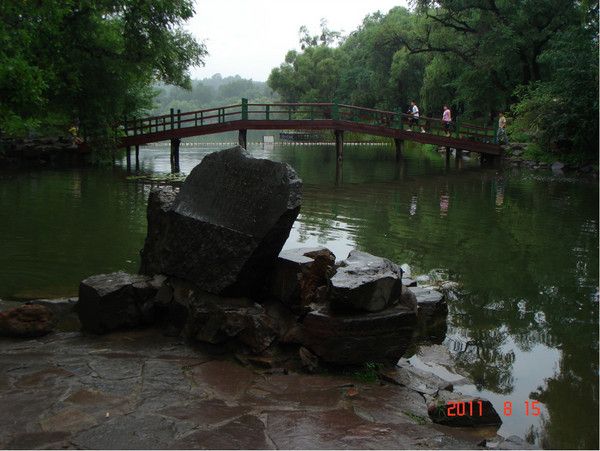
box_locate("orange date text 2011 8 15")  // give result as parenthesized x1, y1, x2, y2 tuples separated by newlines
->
(446, 400, 542, 417)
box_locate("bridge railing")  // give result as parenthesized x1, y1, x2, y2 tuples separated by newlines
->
(121, 100, 496, 144)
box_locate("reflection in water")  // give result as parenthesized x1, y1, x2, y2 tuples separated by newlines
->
(439, 193, 450, 217)
(409, 195, 418, 216)
(0, 142, 597, 448)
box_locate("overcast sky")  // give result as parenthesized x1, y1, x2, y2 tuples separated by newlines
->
(186, 0, 409, 82)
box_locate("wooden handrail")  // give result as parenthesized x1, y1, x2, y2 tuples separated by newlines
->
(120, 100, 497, 140)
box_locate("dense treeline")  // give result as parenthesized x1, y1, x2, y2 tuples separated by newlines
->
(151, 74, 277, 115)
(0, 0, 205, 149)
(268, 2, 599, 160)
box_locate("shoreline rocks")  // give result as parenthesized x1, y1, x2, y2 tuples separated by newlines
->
(0, 304, 54, 337)
(77, 272, 161, 334)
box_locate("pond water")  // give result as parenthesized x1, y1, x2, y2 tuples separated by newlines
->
(0, 141, 597, 448)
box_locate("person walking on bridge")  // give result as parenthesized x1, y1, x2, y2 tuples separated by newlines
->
(442, 105, 452, 137)
(409, 101, 426, 133)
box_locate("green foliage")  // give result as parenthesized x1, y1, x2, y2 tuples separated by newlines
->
(267, 1, 598, 158)
(403, 411, 429, 425)
(0, 0, 205, 150)
(510, 17, 599, 159)
(353, 362, 381, 383)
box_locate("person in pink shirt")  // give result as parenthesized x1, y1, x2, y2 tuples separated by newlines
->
(442, 105, 452, 137)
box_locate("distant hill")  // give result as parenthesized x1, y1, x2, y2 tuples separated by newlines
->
(151, 74, 278, 114)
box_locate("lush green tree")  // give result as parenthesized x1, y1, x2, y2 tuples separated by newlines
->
(510, 5, 599, 159)
(267, 1, 598, 157)
(0, 0, 205, 151)
(268, 45, 345, 103)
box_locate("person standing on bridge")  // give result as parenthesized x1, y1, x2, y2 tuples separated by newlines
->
(497, 112, 509, 145)
(442, 105, 452, 137)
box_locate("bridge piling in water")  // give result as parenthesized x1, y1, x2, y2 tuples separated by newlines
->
(238, 129, 247, 149)
(335, 130, 344, 162)
(445, 147, 451, 167)
(126, 146, 131, 172)
(170, 138, 180, 173)
(394, 138, 404, 162)
(135, 145, 140, 170)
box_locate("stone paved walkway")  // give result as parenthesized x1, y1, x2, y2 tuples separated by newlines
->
(0, 329, 485, 449)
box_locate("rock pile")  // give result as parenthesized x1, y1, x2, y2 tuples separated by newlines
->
(73, 147, 443, 367)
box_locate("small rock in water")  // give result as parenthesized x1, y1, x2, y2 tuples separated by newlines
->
(402, 277, 417, 287)
(409, 286, 446, 317)
(415, 274, 431, 284)
(400, 263, 412, 278)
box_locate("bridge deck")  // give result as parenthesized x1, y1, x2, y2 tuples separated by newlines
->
(119, 101, 501, 156)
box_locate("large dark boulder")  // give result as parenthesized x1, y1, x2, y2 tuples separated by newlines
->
(140, 147, 302, 296)
(301, 303, 416, 365)
(78, 272, 159, 333)
(329, 250, 404, 313)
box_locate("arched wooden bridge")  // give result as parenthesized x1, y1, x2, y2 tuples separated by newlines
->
(119, 99, 501, 172)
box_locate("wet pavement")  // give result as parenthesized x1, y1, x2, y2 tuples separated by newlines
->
(0, 329, 486, 449)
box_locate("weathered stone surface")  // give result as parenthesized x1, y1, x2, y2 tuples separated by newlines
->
(171, 415, 271, 449)
(402, 277, 417, 287)
(410, 286, 447, 317)
(0, 304, 54, 337)
(140, 147, 302, 296)
(78, 272, 157, 334)
(427, 390, 502, 427)
(183, 291, 277, 353)
(72, 413, 193, 449)
(493, 435, 536, 449)
(329, 250, 406, 313)
(269, 247, 335, 309)
(380, 365, 453, 396)
(301, 304, 416, 364)
(0, 330, 488, 450)
(27, 297, 77, 315)
(299, 346, 319, 372)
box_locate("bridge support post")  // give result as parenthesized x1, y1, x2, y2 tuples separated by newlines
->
(445, 147, 451, 168)
(335, 130, 344, 162)
(135, 145, 140, 170)
(238, 129, 247, 149)
(126, 146, 131, 172)
(394, 138, 404, 162)
(170, 138, 180, 173)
